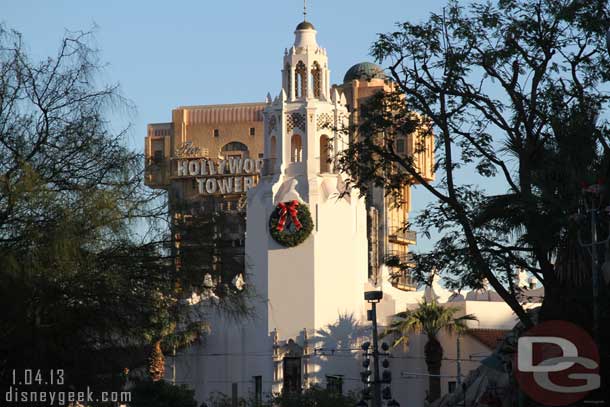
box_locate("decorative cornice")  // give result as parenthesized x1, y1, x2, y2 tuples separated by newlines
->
(177, 103, 266, 125)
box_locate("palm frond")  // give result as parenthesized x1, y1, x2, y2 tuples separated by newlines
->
(383, 299, 478, 350)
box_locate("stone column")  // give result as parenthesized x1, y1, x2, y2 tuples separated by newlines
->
(290, 67, 296, 100)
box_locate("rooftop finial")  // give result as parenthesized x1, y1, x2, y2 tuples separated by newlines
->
(295, 1, 315, 31)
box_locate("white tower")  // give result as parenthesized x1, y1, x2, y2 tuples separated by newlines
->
(245, 19, 369, 390)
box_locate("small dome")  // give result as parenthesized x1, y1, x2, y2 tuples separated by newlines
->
(344, 62, 386, 83)
(296, 21, 315, 30)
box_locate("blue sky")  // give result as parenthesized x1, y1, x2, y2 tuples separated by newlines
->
(2, 0, 447, 132)
(2, 0, 456, 251)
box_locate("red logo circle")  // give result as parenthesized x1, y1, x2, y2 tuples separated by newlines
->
(514, 320, 600, 405)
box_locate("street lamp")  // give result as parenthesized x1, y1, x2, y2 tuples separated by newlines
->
(364, 291, 383, 407)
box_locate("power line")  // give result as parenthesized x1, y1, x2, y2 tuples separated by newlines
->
(172, 349, 489, 363)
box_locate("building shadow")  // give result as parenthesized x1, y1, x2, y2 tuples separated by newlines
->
(307, 313, 369, 392)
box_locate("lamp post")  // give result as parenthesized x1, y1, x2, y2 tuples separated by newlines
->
(364, 290, 383, 407)
(360, 291, 400, 407)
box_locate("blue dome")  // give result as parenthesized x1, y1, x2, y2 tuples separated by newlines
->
(343, 62, 386, 83)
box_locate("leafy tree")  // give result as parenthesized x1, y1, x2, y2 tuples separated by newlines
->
(205, 384, 358, 407)
(0, 25, 247, 401)
(336, 0, 610, 330)
(382, 300, 477, 402)
(272, 385, 358, 407)
(129, 380, 198, 407)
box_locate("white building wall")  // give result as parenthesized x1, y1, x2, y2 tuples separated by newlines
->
(170, 269, 540, 405)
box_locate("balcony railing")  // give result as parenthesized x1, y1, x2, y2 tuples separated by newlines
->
(384, 251, 415, 267)
(388, 228, 417, 245)
(384, 251, 416, 291)
(390, 270, 416, 291)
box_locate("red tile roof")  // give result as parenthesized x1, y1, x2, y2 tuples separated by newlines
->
(466, 329, 510, 349)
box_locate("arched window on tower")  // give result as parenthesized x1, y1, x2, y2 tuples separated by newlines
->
(295, 61, 307, 98)
(269, 136, 277, 159)
(285, 63, 292, 97)
(395, 135, 407, 155)
(319, 135, 330, 172)
(291, 134, 302, 163)
(311, 62, 321, 98)
(263, 136, 278, 176)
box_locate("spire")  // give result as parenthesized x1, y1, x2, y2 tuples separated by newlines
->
(294, 9, 317, 47)
(296, 0, 314, 31)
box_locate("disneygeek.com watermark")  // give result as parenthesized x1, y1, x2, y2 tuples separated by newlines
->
(5, 369, 130, 406)
(514, 320, 601, 406)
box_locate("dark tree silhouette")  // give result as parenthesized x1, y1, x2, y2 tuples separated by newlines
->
(0, 25, 248, 398)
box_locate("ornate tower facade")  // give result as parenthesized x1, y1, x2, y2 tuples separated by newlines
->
(245, 20, 369, 390)
(263, 20, 348, 181)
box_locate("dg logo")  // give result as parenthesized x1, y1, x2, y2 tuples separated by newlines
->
(514, 320, 600, 406)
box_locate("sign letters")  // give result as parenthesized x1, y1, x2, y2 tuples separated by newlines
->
(174, 158, 264, 196)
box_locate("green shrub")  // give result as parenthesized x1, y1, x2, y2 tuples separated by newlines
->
(272, 386, 358, 407)
(129, 380, 197, 407)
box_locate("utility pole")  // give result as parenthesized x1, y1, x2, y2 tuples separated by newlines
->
(577, 182, 609, 344)
(591, 207, 600, 343)
(456, 333, 462, 386)
(172, 346, 176, 384)
(462, 383, 467, 407)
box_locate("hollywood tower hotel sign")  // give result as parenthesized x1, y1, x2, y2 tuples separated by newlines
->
(174, 143, 264, 195)
(144, 16, 434, 404)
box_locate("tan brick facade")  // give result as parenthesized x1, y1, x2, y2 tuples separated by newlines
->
(145, 103, 265, 191)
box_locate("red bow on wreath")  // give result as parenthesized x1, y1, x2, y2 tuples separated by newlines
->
(276, 200, 303, 232)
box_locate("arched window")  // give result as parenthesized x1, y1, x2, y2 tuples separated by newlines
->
(395, 136, 406, 155)
(269, 136, 277, 158)
(295, 61, 307, 98)
(311, 62, 321, 98)
(222, 142, 248, 152)
(222, 141, 249, 159)
(291, 134, 302, 163)
(285, 63, 292, 97)
(319, 135, 330, 172)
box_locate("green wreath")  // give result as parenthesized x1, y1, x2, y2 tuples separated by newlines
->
(269, 200, 314, 247)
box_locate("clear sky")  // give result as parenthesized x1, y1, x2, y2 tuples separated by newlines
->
(2, 0, 454, 252)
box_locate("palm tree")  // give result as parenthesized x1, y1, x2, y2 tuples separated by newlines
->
(148, 340, 165, 381)
(382, 299, 477, 402)
(473, 106, 610, 324)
